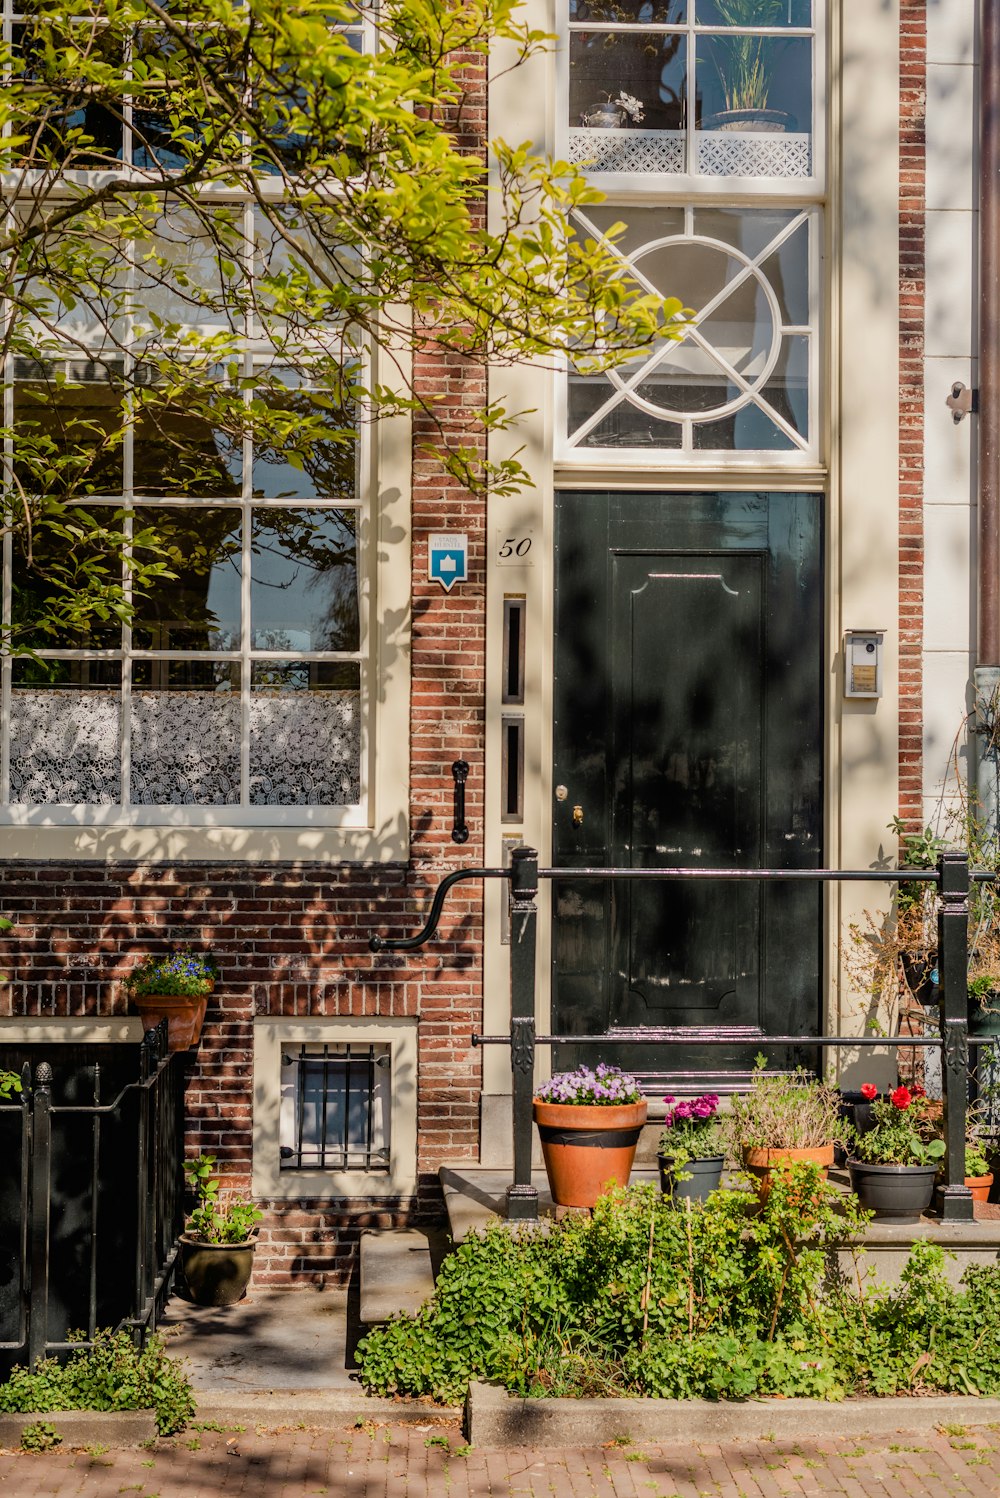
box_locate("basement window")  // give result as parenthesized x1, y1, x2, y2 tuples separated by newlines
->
(279, 1042, 390, 1172)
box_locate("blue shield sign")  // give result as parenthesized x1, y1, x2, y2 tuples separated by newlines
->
(428, 532, 468, 592)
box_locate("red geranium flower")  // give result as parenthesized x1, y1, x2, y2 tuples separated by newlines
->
(891, 1085, 912, 1110)
(911, 1083, 926, 1098)
(860, 1083, 878, 1101)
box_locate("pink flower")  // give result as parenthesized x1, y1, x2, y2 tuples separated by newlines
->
(891, 1085, 912, 1111)
(860, 1083, 878, 1101)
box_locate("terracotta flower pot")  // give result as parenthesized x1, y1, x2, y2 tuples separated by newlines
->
(533, 1098, 648, 1209)
(131, 991, 209, 1051)
(742, 1145, 834, 1198)
(967, 1173, 994, 1204)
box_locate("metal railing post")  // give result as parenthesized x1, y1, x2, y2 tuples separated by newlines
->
(27, 1062, 52, 1367)
(939, 851, 974, 1221)
(506, 847, 539, 1222)
(134, 1029, 157, 1342)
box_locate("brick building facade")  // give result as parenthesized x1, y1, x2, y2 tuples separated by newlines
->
(0, 0, 987, 1282)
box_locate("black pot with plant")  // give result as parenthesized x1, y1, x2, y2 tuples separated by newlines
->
(179, 1153, 262, 1307)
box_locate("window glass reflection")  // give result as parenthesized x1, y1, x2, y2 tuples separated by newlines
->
(132, 506, 242, 650)
(250, 508, 359, 652)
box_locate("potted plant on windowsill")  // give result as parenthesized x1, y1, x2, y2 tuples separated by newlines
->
(657, 1092, 727, 1203)
(846, 1083, 945, 1221)
(533, 1063, 647, 1209)
(701, 0, 794, 135)
(581, 90, 645, 130)
(125, 949, 218, 1052)
(729, 1056, 841, 1197)
(179, 1154, 262, 1307)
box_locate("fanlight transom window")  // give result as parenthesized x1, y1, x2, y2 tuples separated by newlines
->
(564, 205, 816, 460)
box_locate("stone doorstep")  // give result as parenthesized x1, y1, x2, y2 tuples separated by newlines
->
(465, 1382, 1000, 1448)
(359, 1228, 437, 1324)
(0, 1409, 157, 1450)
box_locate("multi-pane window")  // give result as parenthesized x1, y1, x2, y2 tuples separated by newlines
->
(2, 357, 365, 812)
(560, 0, 823, 465)
(0, 0, 374, 819)
(563, 205, 816, 457)
(564, 0, 818, 186)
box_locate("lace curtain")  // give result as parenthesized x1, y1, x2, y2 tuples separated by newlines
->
(9, 688, 360, 807)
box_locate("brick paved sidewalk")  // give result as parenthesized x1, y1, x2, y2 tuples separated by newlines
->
(3, 1416, 1000, 1497)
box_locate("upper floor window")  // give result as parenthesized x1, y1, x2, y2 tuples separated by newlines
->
(563, 0, 821, 191)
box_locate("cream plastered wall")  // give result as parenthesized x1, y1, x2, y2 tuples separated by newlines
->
(481, 0, 901, 1128)
(922, 0, 977, 832)
(252, 1016, 418, 1199)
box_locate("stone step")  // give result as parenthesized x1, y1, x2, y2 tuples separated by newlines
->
(358, 1228, 438, 1324)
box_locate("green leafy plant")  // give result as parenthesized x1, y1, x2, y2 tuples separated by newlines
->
(126, 950, 217, 999)
(0, 1067, 22, 1101)
(359, 1181, 1000, 1405)
(20, 1420, 62, 1451)
(184, 1154, 262, 1245)
(964, 1143, 991, 1179)
(847, 1085, 945, 1168)
(0, 1331, 193, 1436)
(728, 1057, 842, 1152)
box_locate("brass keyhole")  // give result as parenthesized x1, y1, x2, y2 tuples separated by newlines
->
(572, 804, 584, 826)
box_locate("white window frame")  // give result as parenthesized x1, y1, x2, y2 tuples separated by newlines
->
(253, 1017, 418, 1200)
(555, 201, 823, 469)
(556, 0, 826, 199)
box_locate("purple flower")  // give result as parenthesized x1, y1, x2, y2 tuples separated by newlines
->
(535, 1064, 641, 1107)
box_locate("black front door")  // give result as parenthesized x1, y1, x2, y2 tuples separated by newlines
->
(552, 490, 823, 1092)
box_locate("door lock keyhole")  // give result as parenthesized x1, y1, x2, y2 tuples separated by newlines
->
(572, 804, 584, 826)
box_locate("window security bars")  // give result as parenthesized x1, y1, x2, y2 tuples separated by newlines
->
(279, 1042, 390, 1172)
(368, 851, 982, 1224)
(0, 1023, 183, 1370)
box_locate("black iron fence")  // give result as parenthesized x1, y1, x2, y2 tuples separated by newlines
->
(370, 849, 985, 1224)
(0, 1023, 184, 1370)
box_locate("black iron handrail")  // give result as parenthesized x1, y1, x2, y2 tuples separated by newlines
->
(368, 849, 977, 1225)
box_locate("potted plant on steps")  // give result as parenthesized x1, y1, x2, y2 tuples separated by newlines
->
(126, 949, 218, 1052)
(657, 1092, 727, 1203)
(179, 1154, 262, 1307)
(533, 1063, 647, 1209)
(729, 1056, 842, 1197)
(846, 1083, 945, 1221)
(961, 1141, 994, 1204)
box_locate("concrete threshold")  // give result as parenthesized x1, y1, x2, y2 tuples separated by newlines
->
(466, 1382, 1000, 1448)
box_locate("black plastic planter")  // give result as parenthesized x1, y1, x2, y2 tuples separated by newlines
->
(657, 1153, 725, 1204)
(846, 1160, 937, 1221)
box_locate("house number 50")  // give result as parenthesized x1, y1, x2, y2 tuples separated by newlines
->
(496, 531, 534, 565)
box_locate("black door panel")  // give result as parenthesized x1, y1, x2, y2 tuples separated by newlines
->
(552, 491, 823, 1092)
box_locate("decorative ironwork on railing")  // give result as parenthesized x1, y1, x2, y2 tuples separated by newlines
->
(0, 1023, 184, 1369)
(369, 851, 985, 1225)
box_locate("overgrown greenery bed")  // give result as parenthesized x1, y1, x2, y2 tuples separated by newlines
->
(0, 1331, 193, 1435)
(359, 1171, 1000, 1403)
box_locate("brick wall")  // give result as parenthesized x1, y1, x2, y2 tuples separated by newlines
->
(898, 0, 927, 829)
(0, 57, 491, 1289)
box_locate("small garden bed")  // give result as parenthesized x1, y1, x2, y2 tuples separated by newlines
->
(359, 1170, 1000, 1404)
(0, 1331, 193, 1438)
